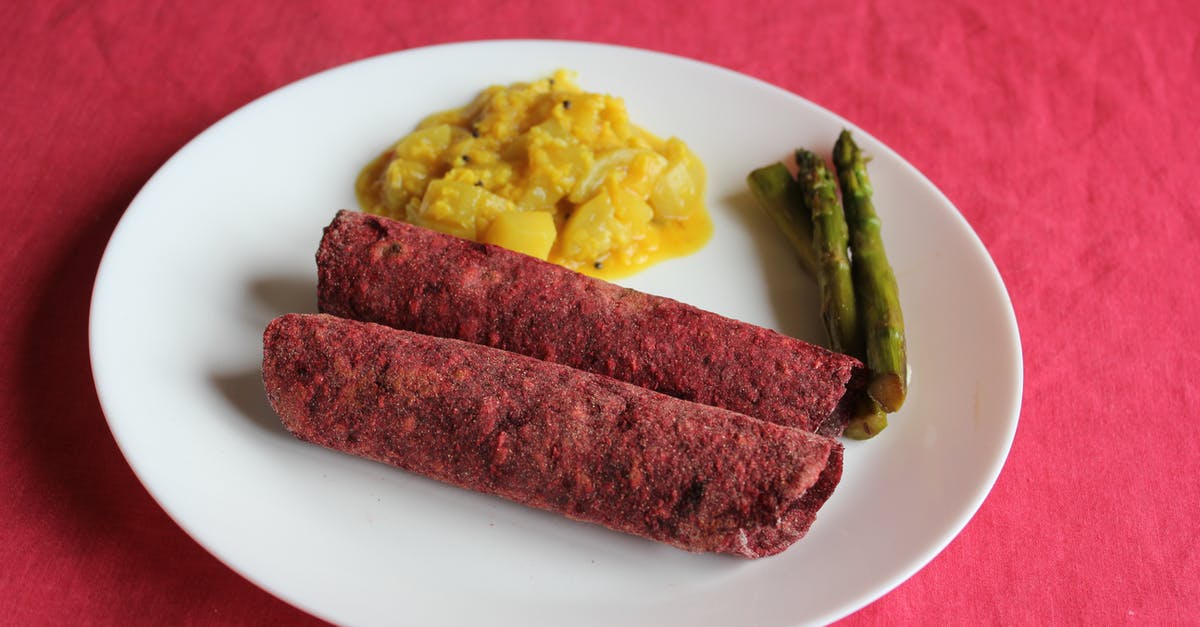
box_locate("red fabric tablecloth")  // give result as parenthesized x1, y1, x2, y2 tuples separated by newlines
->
(3, 0, 1197, 624)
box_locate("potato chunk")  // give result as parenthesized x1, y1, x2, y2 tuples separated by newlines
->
(411, 179, 515, 239)
(482, 211, 557, 260)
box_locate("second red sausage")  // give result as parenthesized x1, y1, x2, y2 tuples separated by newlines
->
(317, 210, 862, 433)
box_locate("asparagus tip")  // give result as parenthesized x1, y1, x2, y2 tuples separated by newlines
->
(844, 407, 888, 440)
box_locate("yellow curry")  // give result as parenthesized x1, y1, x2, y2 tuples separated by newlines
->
(356, 70, 711, 278)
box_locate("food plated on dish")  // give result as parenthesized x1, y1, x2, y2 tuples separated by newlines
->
(89, 41, 1021, 626)
(262, 72, 908, 558)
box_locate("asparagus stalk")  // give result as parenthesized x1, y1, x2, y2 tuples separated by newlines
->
(795, 149, 863, 358)
(746, 163, 819, 277)
(843, 395, 889, 440)
(833, 130, 907, 412)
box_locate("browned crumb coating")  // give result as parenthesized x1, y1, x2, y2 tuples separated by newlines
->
(263, 314, 842, 558)
(317, 210, 862, 435)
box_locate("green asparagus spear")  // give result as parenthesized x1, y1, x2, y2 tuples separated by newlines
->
(833, 130, 907, 412)
(843, 395, 889, 440)
(746, 163, 820, 277)
(795, 149, 863, 358)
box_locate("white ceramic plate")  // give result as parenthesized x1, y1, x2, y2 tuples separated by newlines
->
(90, 40, 1021, 626)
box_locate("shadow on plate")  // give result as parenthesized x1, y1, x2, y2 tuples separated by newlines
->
(248, 274, 318, 319)
(210, 368, 290, 436)
(720, 186, 825, 345)
(215, 270, 320, 435)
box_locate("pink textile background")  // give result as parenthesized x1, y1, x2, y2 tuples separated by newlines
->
(3, 0, 1197, 624)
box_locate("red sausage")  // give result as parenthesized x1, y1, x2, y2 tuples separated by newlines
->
(263, 314, 842, 558)
(316, 210, 862, 434)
